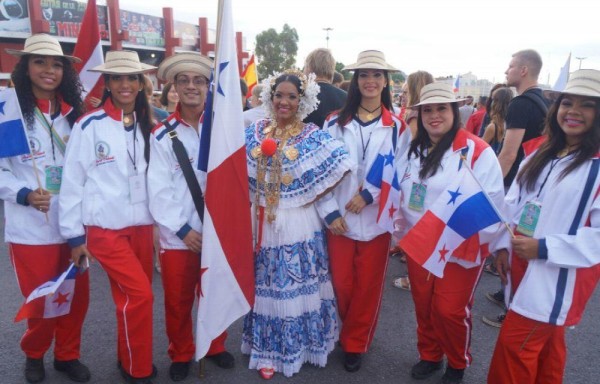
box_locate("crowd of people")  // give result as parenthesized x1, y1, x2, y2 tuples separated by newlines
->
(1, 33, 599, 384)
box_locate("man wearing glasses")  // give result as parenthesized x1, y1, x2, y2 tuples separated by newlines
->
(147, 52, 235, 382)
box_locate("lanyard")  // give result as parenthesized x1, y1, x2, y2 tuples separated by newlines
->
(126, 118, 138, 172)
(358, 120, 376, 161)
(536, 157, 562, 199)
(34, 108, 62, 162)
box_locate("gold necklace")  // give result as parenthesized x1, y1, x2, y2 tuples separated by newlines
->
(123, 113, 134, 126)
(255, 120, 303, 223)
(359, 104, 381, 120)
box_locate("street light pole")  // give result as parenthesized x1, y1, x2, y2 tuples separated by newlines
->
(575, 56, 587, 70)
(323, 27, 333, 49)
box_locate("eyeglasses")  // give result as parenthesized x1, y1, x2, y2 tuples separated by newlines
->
(175, 76, 208, 87)
(109, 74, 139, 82)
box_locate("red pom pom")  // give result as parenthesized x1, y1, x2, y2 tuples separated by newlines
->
(261, 138, 277, 157)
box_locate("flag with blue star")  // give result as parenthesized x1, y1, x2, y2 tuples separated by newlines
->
(195, 0, 254, 361)
(0, 88, 30, 158)
(400, 163, 504, 277)
(364, 114, 410, 234)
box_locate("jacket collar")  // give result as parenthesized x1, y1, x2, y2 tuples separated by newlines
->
(36, 95, 72, 117)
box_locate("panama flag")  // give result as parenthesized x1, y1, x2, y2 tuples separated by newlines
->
(241, 54, 258, 99)
(72, 0, 104, 109)
(453, 74, 460, 93)
(0, 88, 30, 158)
(365, 122, 403, 234)
(399, 164, 503, 277)
(15, 264, 79, 322)
(195, 0, 254, 360)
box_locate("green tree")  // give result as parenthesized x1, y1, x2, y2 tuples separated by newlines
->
(391, 72, 406, 84)
(335, 62, 352, 80)
(255, 24, 299, 79)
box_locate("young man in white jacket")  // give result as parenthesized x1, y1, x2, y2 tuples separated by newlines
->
(148, 52, 234, 382)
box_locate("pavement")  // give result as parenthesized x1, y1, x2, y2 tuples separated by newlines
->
(1, 202, 599, 383)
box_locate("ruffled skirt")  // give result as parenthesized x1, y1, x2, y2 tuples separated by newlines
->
(241, 204, 338, 377)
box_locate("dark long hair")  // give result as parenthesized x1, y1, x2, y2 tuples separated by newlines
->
(159, 82, 174, 107)
(517, 94, 600, 191)
(408, 102, 462, 179)
(11, 55, 85, 129)
(337, 69, 394, 126)
(100, 73, 154, 163)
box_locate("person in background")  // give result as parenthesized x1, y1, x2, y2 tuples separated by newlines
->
(458, 95, 475, 126)
(240, 78, 250, 111)
(482, 88, 513, 154)
(339, 80, 351, 92)
(159, 82, 179, 114)
(397, 83, 504, 384)
(149, 52, 235, 382)
(318, 50, 411, 373)
(242, 69, 352, 380)
(59, 50, 157, 384)
(464, 95, 488, 136)
(333, 71, 344, 88)
(143, 75, 167, 121)
(243, 84, 267, 127)
(303, 48, 347, 128)
(405, 70, 434, 137)
(0, 33, 90, 384)
(488, 69, 600, 384)
(486, 49, 548, 328)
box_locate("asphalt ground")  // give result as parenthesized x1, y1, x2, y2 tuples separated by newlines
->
(1, 203, 599, 383)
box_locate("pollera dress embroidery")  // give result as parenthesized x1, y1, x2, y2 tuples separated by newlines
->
(242, 118, 353, 377)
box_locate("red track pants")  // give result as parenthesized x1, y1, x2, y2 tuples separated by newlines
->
(10, 243, 89, 360)
(159, 249, 227, 362)
(488, 310, 566, 384)
(87, 225, 154, 379)
(406, 257, 483, 369)
(326, 231, 390, 353)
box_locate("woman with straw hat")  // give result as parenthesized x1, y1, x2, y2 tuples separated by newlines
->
(0, 33, 89, 384)
(318, 50, 411, 372)
(396, 82, 504, 384)
(487, 69, 600, 384)
(59, 50, 157, 384)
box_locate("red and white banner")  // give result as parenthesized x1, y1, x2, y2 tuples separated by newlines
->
(72, 0, 104, 109)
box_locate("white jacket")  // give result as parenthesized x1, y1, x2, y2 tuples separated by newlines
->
(398, 129, 505, 267)
(317, 107, 411, 241)
(495, 142, 600, 326)
(59, 98, 153, 247)
(148, 109, 203, 250)
(0, 96, 74, 245)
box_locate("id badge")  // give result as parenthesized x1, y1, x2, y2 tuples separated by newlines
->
(129, 174, 147, 204)
(408, 182, 427, 211)
(516, 201, 541, 237)
(45, 165, 62, 194)
(357, 164, 365, 183)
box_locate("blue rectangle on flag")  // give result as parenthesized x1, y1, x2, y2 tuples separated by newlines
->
(0, 118, 29, 158)
(446, 191, 501, 239)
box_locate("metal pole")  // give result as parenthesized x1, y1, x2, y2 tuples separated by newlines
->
(323, 27, 333, 49)
(575, 57, 586, 70)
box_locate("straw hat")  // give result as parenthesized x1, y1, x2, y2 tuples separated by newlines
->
(157, 52, 213, 82)
(5, 33, 81, 63)
(343, 50, 399, 72)
(90, 50, 156, 75)
(414, 83, 466, 106)
(547, 69, 600, 99)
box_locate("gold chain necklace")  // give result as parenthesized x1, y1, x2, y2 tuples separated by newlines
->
(255, 120, 302, 223)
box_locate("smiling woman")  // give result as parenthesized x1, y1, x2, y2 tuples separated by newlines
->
(59, 50, 159, 384)
(0, 33, 89, 384)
